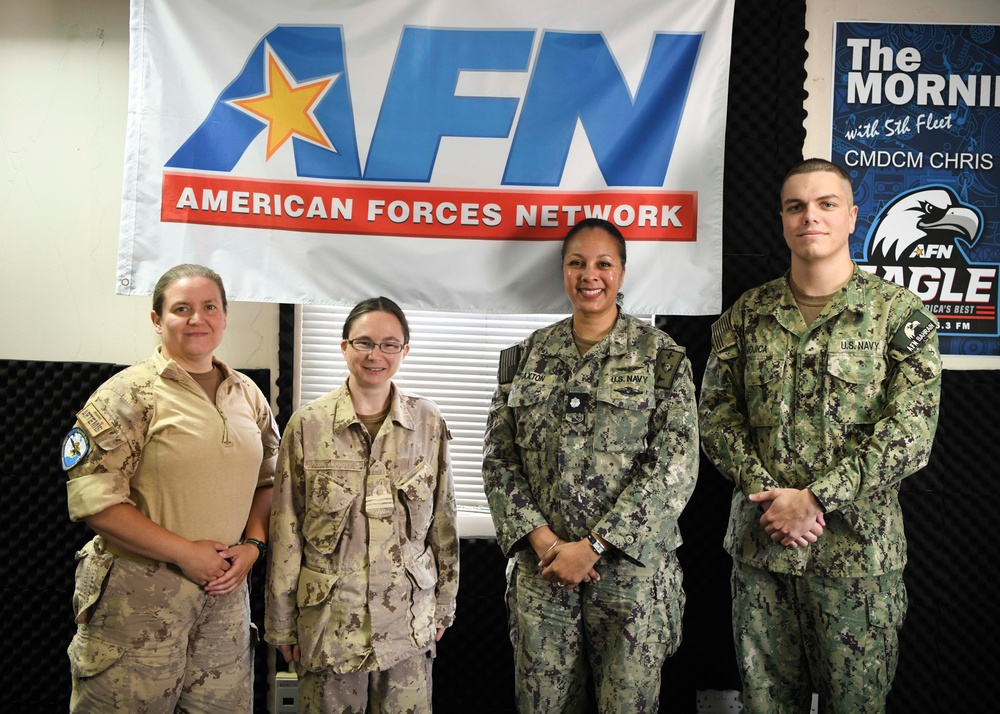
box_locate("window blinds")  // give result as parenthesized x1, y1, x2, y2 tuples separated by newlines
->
(296, 304, 651, 536)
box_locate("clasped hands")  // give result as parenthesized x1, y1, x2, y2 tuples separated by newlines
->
(182, 540, 259, 595)
(529, 527, 601, 591)
(749, 488, 826, 549)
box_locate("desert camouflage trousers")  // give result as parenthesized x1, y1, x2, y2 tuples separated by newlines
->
(296, 649, 434, 713)
(732, 560, 906, 714)
(68, 542, 254, 713)
(506, 548, 684, 714)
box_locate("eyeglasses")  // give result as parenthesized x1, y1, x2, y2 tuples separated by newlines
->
(347, 339, 407, 354)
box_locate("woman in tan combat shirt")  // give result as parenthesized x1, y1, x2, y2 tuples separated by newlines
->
(62, 264, 279, 713)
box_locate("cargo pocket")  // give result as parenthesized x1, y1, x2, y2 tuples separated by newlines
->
(744, 356, 785, 461)
(405, 548, 437, 649)
(396, 462, 434, 539)
(72, 538, 114, 625)
(296, 566, 339, 609)
(509, 380, 555, 452)
(594, 390, 651, 452)
(67, 629, 125, 680)
(295, 566, 367, 672)
(745, 356, 785, 427)
(646, 556, 685, 657)
(864, 582, 907, 693)
(825, 352, 887, 424)
(303, 468, 359, 553)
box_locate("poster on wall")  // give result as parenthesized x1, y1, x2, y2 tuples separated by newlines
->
(833, 22, 1000, 356)
(117, 0, 735, 315)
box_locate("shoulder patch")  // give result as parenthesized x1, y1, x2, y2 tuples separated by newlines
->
(655, 349, 683, 390)
(61, 427, 90, 471)
(76, 401, 125, 451)
(76, 401, 114, 440)
(891, 310, 936, 355)
(497, 344, 522, 385)
(710, 312, 737, 354)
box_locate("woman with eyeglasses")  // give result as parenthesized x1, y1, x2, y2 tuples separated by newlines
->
(265, 296, 459, 713)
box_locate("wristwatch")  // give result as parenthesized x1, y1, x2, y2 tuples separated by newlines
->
(587, 533, 606, 557)
(240, 537, 267, 561)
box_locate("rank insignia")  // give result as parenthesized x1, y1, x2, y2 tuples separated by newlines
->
(567, 393, 589, 413)
(365, 483, 395, 520)
(61, 427, 89, 471)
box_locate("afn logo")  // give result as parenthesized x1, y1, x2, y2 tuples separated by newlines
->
(167, 26, 702, 187)
(159, 25, 705, 241)
(860, 185, 998, 336)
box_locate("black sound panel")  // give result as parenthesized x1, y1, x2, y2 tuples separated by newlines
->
(0, 360, 273, 712)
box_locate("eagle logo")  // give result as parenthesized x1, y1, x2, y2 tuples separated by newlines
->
(860, 184, 998, 340)
(865, 185, 981, 263)
(903, 320, 923, 340)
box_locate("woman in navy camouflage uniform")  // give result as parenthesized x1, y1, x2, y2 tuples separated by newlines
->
(483, 218, 699, 713)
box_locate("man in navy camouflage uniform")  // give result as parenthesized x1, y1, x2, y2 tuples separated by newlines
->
(699, 159, 941, 714)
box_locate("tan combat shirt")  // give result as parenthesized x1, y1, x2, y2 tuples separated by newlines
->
(65, 347, 279, 547)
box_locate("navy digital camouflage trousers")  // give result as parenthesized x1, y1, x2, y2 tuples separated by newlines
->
(506, 548, 684, 713)
(732, 560, 906, 714)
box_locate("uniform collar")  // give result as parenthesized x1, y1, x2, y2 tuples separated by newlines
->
(537, 312, 631, 358)
(330, 380, 415, 436)
(762, 265, 867, 332)
(842, 265, 871, 314)
(153, 345, 233, 383)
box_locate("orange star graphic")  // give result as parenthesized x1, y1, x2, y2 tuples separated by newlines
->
(231, 47, 337, 160)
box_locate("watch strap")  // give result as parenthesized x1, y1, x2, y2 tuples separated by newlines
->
(240, 537, 267, 560)
(587, 533, 606, 556)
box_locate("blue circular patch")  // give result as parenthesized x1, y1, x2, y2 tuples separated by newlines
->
(61, 427, 89, 471)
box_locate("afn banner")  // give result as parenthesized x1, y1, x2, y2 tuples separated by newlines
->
(833, 22, 1000, 356)
(117, 0, 734, 314)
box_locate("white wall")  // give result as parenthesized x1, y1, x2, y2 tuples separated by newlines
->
(0, 0, 278, 374)
(2, 0, 997, 376)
